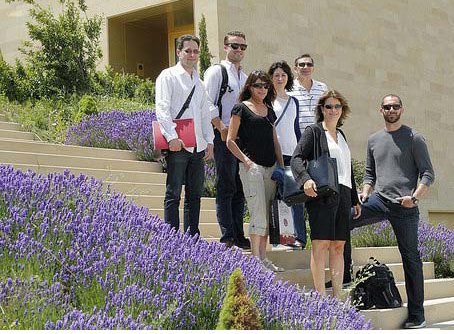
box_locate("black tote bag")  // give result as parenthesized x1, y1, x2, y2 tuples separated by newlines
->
(283, 126, 339, 206)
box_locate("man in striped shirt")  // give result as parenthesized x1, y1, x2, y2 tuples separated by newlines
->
(288, 54, 328, 134)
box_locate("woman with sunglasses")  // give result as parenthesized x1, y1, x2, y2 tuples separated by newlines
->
(227, 70, 284, 272)
(291, 90, 361, 298)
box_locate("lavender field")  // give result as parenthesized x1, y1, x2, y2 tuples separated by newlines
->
(0, 165, 372, 330)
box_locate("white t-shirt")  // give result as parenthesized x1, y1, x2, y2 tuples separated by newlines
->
(272, 96, 299, 156)
(326, 130, 352, 188)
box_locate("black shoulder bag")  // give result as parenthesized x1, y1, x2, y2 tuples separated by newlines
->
(283, 125, 339, 206)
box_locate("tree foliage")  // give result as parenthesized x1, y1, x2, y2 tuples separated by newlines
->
(198, 14, 212, 80)
(5, 0, 102, 97)
(216, 268, 262, 330)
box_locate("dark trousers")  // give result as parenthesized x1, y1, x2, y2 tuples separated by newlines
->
(213, 130, 245, 242)
(345, 193, 424, 319)
(164, 149, 205, 236)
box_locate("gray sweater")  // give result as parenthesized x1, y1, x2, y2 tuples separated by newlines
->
(364, 125, 435, 203)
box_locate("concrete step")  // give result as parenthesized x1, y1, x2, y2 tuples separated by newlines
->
(4, 163, 167, 184)
(361, 297, 454, 329)
(328, 278, 454, 305)
(397, 278, 454, 304)
(0, 150, 161, 173)
(127, 194, 216, 211)
(276, 262, 435, 288)
(0, 138, 138, 160)
(0, 121, 21, 131)
(267, 246, 403, 269)
(0, 129, 34, 140)
(106, 181, 167, 195)
(150, 208, 216, 223)
(426, 319, 454, 330)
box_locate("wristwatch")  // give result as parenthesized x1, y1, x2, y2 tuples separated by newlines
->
(411, 196, 419, 205)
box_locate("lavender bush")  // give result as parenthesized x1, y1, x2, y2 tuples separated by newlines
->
(65, 110, 156, 161)
(66, 110, 217, 197)
(0, 165, 371, 329)
(352, 220, 454, 278)
(203, 160, 216, 198)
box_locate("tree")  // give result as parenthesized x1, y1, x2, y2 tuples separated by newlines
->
(5, 0, 102, 97)
(198, 14, 212, 80)
(216, 268, 262, 330)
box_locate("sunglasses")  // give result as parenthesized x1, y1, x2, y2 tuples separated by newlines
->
(324, 104, 342, 110)
(225, 43, 248, 51)
(251, 82, 271, 89)
(297, 62, 314, 68)
(183, 48, 200, 55)
(382, 104, 401, 111)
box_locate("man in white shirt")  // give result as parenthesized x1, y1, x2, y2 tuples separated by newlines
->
(288, 54, 328, 134)
(203, 31, 249, 249)
(155, 34, 214, 236)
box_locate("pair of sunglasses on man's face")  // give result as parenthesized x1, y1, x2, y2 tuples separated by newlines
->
(382, 104, 402, 111)
(225, 43, 248, 51)
(251, 82, 271, 89)
(297, 62, 314, 68)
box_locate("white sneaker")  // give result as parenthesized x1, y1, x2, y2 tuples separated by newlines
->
(262, 258, 284, 272)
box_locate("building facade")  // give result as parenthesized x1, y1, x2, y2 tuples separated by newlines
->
(1, 0, 453, 228)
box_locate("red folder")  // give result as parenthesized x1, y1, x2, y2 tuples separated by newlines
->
(152, 119, 196, 150)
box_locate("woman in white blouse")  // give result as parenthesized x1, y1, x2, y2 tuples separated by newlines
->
(290, 90, 361, 299)
(268, 61, 307, 248)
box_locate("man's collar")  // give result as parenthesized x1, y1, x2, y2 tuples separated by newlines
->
(221, 59, 242, 72)
(175, 62, 199, 78)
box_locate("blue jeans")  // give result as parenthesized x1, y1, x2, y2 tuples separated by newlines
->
(271, 164, 307, 245)
(213, 130, 245, 242)
(164, 149, 205, 236)
(345, 193, 424, 319)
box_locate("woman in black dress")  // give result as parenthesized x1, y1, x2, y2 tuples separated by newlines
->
(226, 70, 284, 272)
(291, 90, 361, 298)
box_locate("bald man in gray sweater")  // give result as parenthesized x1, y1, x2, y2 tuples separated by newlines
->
(345, 94, 434, 329)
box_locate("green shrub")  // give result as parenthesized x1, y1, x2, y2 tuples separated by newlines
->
(352, 158, 365, 189)
(216, 268, 262, 330)
(198, 14, 213, 80)
(134, 79, 155, 103)
(78, 94, 98, 116)
(0, 56, 17, 101)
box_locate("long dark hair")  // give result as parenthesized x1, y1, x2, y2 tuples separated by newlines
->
(238, 70, 276, 106)
(268, 60, 294, 91)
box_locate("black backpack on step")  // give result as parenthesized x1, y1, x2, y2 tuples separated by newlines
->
(352, 257, 402, 310)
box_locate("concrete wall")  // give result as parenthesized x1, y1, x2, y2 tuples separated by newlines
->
(211, 0, 454, 223)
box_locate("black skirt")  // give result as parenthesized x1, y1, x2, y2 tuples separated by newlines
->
(306, 184, 352, 241)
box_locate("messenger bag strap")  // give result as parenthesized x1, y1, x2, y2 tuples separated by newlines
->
(274, 96, 292, 127)
(176, 85, 196, 119)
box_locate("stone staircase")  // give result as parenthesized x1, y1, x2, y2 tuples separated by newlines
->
(0, 113, 453, 330)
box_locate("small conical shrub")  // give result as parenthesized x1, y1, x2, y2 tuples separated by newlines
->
(216, 268, 262, 330)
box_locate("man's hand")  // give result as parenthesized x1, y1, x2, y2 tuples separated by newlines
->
(396, 195, 415, 208)
(353, 204, 362, 219)
(203, 143, 214, 160)
(303, 179, 317, 197)
(168, 138, 184, 151)
(358, 191, 370, 204)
